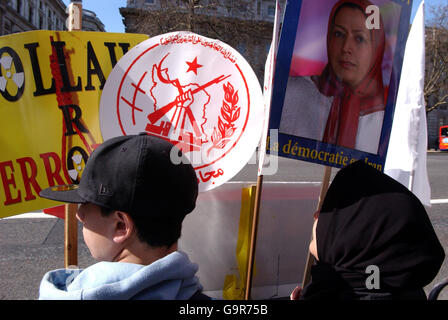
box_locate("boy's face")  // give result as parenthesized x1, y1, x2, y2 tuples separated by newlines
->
(76, 203, 120, 261)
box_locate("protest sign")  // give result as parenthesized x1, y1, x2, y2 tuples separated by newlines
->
(268, 0, 413, 170)
(0, 30, 148, 218)
(100, 31, 265, 191)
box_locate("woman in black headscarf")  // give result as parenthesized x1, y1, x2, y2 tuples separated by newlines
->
(293, 161, 445, 300)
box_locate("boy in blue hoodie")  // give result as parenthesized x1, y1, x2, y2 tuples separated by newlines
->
(38, 133, 207, 300)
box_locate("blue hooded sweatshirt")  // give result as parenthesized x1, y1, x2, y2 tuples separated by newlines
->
(39, 251, 203, 300)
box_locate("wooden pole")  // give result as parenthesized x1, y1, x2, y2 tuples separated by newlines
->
(301, 166, 332, 288)
(64, 0, 82, 269)
(244, 174, 264, 300)
(67, 1, 82, 31)
(64, 204, 78, 268)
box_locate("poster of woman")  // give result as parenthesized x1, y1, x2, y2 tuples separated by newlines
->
(268, 0, 412, 169)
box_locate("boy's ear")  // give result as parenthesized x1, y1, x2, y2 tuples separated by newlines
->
(112, 211, 134, 244)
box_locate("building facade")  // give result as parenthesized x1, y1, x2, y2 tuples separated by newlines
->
(82, 8, 105, 32)
(0, 0, 66, 35)
(124, 0, 278, 22)
(120, 0, 282, 83)
(0, 0, 105, 35)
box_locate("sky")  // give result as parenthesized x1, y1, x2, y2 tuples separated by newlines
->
(63, 0, 445, 33)
(62, 0, 127, 33)
(411, 0, 445, 21)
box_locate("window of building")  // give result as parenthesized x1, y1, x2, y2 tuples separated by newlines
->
(236, 42, 247, 56)
(17, 0, 22, 14)
(267, 5, 275, 17)
(48, 9, 53, 30)
(265, 43, 271, 55)
(12, 24, 21, 34)
(4, 20, 11, 35)
(145, 0, 155, 3)
(39, 14, 44, 29)
(29, 6, 34, 24)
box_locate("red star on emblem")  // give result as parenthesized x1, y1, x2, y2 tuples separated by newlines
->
(186, 57, 203, 75)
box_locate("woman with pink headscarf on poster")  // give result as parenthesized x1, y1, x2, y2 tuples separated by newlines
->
(279, 0, 386, 154)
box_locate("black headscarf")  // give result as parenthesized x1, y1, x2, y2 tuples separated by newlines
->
(301, 161, 445, 300)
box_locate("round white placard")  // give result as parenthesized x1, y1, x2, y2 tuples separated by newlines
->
(100, 31, 264, 191)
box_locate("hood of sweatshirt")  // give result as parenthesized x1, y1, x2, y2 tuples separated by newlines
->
(39, 251, 202, 300)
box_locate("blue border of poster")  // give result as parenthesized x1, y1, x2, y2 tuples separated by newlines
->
(267, 0, 413, 171)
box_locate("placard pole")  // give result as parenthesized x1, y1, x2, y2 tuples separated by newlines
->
(244, 174, 264, 300)
(64, 204, 78, 268)
(64, 0, 82, 269)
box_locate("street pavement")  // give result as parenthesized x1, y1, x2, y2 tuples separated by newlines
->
(0, 153, 447, 300)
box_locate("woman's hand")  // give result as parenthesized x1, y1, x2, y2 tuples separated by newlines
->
(290, 285, 302, 300)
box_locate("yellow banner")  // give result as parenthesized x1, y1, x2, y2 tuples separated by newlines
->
(223, 185, 257, 300)
(0, 30, 148, 218)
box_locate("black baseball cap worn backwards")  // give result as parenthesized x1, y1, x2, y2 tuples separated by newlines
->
(40, 133, 198, 221)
